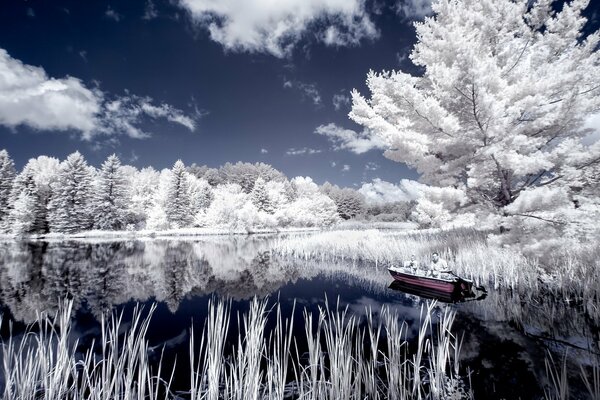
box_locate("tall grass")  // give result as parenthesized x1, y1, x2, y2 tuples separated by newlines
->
(1, 301, 172, 400)
(272, 228, 600, 299)
(1, 298, 471, 399)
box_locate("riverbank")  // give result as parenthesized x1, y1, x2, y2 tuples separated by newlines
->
(0, 221, 417, 241)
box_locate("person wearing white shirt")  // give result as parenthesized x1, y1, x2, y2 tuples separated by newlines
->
(430, 252, 448, 277)
(403, 254, 418, 271)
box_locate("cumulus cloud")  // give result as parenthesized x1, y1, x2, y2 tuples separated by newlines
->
(178, 0, 378, 57)
(341, 164, 351, 172)
(0, 49, 197, 140)
(286, 147, 322, 156)
(396, 0, 432, 19)
(260, 148, 268, 154)
(358, 178, 420, 204)
(315, 123, 386, 154)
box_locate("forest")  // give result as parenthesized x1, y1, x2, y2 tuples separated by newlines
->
(0, 150, 414, 235)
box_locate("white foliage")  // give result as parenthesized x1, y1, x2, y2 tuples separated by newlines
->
(349, 0, 600, 250)
(129, 167, 159, 227)
(196, 183, 276, 231)
(9, 191, 36, 235)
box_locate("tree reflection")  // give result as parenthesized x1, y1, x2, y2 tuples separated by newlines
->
(0, 238, 296, 322)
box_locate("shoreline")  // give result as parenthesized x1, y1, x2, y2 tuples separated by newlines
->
(0, 221, 418, 242)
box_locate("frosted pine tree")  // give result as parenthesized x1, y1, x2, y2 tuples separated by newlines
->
(187, 175, 213, 216)
(0, 149, 16, 231)
(349, 0, 600, 251)
(9, 192, 36, 235)
(251, 177, 274, 213)
(93, 154, 129, 230)
(7, 165, 37, 234)
(48, 152, 95, 233)
(165, 160, 192, 228)
(7, 157, 59, 234)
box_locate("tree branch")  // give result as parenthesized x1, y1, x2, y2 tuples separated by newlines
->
(508, 212, 566, 225)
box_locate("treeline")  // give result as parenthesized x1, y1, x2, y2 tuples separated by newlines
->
(0, 150, 413, 235)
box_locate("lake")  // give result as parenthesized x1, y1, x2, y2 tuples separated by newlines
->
(0, 235, 598, 399)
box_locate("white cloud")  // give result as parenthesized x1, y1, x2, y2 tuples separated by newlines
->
(341, 164, 351, 172)
(0, 49, 197, 140)
(332, 91, 350, 111)
(315, 122, 386, 154)
(260, 148, 268, 154)
(102, 96, 196, 138)
(283, 79, 321, 105)
(178, 0, 378, 57)
(105, 6, 122, 21)
(286, 147, 322, 156)
(358, 178, 419, 204)
(330, 161, 337, 167)
(396, 0, 432, 19)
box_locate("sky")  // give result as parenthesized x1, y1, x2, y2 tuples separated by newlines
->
(1, 0, 599, 188)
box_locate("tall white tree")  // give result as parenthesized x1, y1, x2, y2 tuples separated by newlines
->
(129, 166, 159, 228)
(349, 0, 600, 249)
(48, 152, 95, 233)
(251, 177, 274, 213)
(0, 149, 16, 231)
(7, 157, 60, 234)
(187, 174, 213, 216)
(165, 160, 192, 228)
(93, 154, 129, 230)
(321, 182, 365, 220)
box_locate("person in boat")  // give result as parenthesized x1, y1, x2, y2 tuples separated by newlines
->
(429, 252, 449, 277)
(403, 254, 418, 272)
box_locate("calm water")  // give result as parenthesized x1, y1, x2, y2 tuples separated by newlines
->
(0, 235, 598, 399)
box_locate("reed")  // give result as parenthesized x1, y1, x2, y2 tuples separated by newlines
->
(273, 228, 600, 299)
(1, 297, 472, 399)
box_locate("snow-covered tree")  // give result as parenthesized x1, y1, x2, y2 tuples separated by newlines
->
(129, 167, 159, 228)
(265, 180, 290, 210)
(321, 182, 365, 220)
(349, 0, 600, 250)
(187, 174, 213, 216)
(93, 154, 129, 230)
(278, 177, 339, 227)
(251, 177, 274, 213)
(219, 162, 286, 192)
(48, 152, 95, 233)
(0, 149, 16, 231)
(165, 160, 192, 228)
(7, 156, 60, 234)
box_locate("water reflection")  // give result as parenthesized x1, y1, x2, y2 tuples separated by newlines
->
(0, 237, 599, 398)
(0, 237, 301, 322)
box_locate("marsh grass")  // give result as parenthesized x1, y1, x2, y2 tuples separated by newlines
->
(273, 229, 600, 302)
(543, 339, 600, 400)
(1, 301, 172, 400)
(1, 298, 471, 400)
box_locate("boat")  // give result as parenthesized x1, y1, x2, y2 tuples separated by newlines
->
(388, 267, 474, 297)
(388, 280, 475, 303)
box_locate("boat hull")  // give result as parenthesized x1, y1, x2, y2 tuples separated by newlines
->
(388, 268, 473, 296)
(388, 280, 467, 303)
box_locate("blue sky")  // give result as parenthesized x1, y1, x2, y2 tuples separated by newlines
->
(1, 0, 598, 187)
